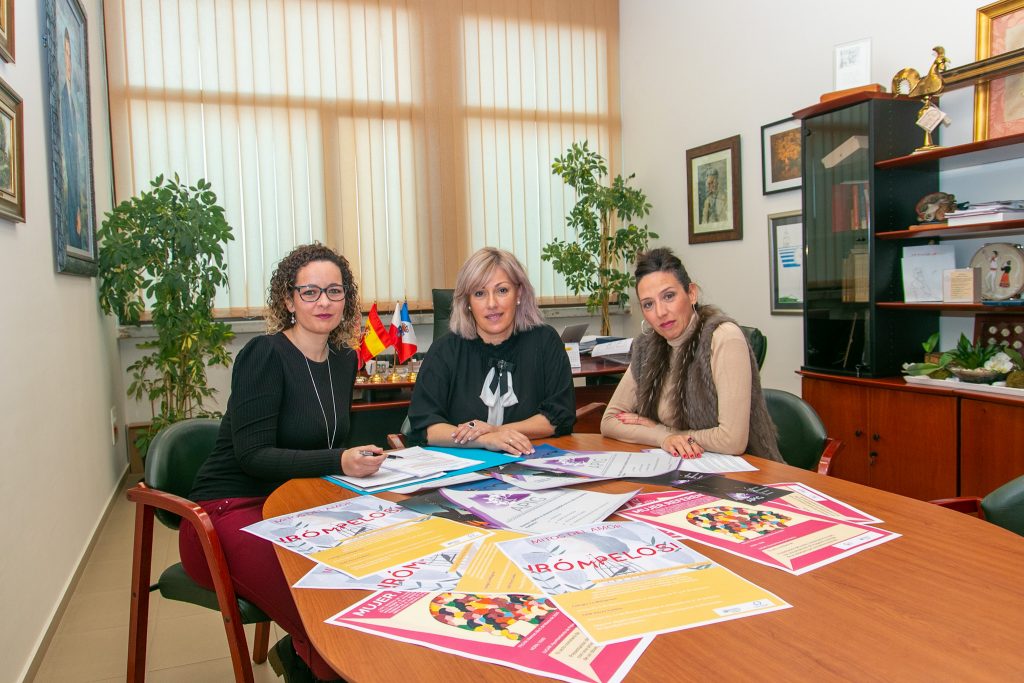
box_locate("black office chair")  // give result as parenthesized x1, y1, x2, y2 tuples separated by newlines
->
(127, 418, 271, 682)
(432, 288, 454, 341)
(740, 325, 767, 369)
(763, 389, 841, 475)
(931, 474, 1024, 536)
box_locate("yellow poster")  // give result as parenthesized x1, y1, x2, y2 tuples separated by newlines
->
(312, 516, 490, 578)
(497, 521, 788, 644)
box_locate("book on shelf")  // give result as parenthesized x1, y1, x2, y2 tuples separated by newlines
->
(943, 268, 982, 303)
(945, 210, 1024, 226)
(901, 245, 955, 302)
(842, 245, 870, 303)
(832, 181, 869, 232)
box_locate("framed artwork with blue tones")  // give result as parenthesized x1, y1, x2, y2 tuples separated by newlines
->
(46, 0, 97, 275)
(768, 210, 803, 314)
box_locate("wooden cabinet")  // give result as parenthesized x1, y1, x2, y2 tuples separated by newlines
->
(960, 397, 1024, 497)
(803, 375, 958, 500)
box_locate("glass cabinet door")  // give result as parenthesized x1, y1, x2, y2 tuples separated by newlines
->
(801, 98, 935, 377)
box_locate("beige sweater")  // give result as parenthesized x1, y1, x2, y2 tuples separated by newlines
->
(600, 320, 753, 454)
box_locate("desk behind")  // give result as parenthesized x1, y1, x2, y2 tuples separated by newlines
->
(265, 434, 1024, 681)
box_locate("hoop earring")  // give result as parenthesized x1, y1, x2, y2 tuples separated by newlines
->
(640, 319, 650, 334)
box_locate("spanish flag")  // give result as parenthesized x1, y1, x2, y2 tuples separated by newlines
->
(358, 303, 394, 365)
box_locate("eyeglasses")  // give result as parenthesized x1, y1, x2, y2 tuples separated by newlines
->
(291, 284, 346, 303)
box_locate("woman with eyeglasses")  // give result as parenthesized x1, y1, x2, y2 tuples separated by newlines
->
(601, 247, 781, 462)
(182, 243, 381, 683)
(407, 247, 576, 454)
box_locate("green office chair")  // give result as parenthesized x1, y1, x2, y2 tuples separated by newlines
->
(127, 418, 271, 682)
(763, 389, 842, 475)
(739, 325, 767, 369)
(931, 474, 1024, 536)
(432, 288, 455, 341)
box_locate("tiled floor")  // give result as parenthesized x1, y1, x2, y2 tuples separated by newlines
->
(32, 479, 282, 682)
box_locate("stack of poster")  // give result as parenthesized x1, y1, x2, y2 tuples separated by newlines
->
(242, 495, 490, 578)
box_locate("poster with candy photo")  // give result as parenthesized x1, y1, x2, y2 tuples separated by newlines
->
(327, 590, 650, 683)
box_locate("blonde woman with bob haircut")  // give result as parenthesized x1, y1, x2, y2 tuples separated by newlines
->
(408, 247, 576, 453)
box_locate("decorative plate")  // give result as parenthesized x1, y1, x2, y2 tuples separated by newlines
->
(969, 243, 1024, 301)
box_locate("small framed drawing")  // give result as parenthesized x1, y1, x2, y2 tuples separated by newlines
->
(686, 134, 742, 244)
(834, 38, 871, 91)
(0, 0, 14, 63)
(761, 117, 801, 195)
(0, 77, 24, 222)
(768, 210, 803, 314)
(46, 0, 98, 275)
(974, 0, 1024, 141)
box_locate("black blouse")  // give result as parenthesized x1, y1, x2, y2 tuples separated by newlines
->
(190, 333, 357, 501)
(407, 324, 576, 441)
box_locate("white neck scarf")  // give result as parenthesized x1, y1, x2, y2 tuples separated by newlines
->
(480, 362, 518, 425)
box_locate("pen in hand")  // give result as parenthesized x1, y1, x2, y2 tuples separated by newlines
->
(359, 449, 397, 459)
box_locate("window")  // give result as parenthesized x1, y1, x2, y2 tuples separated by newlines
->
(104, 0, 621, 313)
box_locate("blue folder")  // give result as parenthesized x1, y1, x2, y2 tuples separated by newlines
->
(323, 446, 521, 495)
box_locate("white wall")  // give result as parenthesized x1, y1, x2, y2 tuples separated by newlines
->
(0, 2, 120, 680)
(619, 0, 983, 393)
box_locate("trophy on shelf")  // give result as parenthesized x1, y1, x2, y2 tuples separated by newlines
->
(891, 46, 950, 153)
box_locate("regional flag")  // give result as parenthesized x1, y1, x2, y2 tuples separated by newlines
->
(358, 303, 394, 365)
(390, 301, 419, 364)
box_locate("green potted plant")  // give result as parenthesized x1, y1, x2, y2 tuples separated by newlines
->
(542, 141, 656, 335)
(97, 174, 235, 459)
(903, 333, 1023, 383)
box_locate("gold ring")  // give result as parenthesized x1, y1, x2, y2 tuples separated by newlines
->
(686, 436, 696, 444)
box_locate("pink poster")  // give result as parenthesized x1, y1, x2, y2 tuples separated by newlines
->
(328, 590, 649, 683)
(619, 490, 899, 575)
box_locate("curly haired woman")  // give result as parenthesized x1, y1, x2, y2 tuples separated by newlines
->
(182, 243, 383, 682)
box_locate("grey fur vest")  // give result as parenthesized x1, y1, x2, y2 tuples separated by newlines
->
(630, 306, 781, 462)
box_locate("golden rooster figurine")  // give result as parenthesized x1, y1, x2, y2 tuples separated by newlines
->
(891, 46, 950, 152)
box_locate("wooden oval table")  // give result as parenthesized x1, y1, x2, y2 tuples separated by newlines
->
(264, 434, 1024, 681)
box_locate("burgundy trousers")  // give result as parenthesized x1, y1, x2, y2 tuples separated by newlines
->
(178, 496, 338, 680)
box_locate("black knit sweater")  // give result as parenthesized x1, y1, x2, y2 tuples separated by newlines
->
(190, 333, 357, 501)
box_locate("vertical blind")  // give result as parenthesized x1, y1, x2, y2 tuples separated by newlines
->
(104, 0, 621, 313)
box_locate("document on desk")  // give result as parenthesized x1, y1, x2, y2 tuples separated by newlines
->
(519, 450, 682, 479)
(618, 490, 899, 575)
(327, 590, 651, 683)
(326, 447, 486, 493)
(644, 448, 758, 473)
(765, 482, 883, 525)
(243, 495, 490, 578)
(496, 521, 789, 644)
(439, 486, 639, 534)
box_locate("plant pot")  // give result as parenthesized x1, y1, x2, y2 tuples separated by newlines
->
(948, 367, 1006, 384)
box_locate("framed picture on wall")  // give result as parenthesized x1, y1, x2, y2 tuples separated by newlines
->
(761, 117, 802, 195)
(974, 0, 1024, 141)
(46, 0, 98, 275)
(0, 77, 24, 222)
(0, 0, 14, 63)
(768, 210, 803, 314)
(686, 135, 742, 244)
